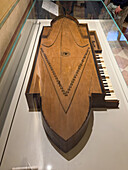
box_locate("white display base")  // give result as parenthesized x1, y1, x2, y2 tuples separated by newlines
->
(12, 167, 38, 170)
(0, 20, 128, 170)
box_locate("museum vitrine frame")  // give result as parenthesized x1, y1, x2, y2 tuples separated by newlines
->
(0, 0, 128, 166)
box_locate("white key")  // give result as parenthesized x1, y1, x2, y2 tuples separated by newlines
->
(105, 93, 117, 100)
(101, 70, 109, 74)
(96, 54, 102, 57)
(103, 79, 111, 83)
(104, 86, 114, 91)
(98, 63, 106, 68)
(103, 80, 112, 86)
(104, 84, 113, 88)
(100, 73, 109, 78)
(96, 58, 104, 62)
(99, 68, 107, 72)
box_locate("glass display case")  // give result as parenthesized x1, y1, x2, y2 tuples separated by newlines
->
(0, 1, 128, 170)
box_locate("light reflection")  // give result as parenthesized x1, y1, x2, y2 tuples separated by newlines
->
(107, 30, 127, 41)
(46, 164, 52, 170)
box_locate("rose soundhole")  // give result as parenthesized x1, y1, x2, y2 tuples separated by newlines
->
(62, 52, 70, 57)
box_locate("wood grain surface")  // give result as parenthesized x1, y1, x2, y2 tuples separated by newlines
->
(28, 16, 102, 141)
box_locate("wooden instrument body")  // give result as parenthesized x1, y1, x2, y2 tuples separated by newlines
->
(26, 16, 118, 152)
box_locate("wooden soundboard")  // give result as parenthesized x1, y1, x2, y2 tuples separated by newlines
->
(26, 16, 119, 153)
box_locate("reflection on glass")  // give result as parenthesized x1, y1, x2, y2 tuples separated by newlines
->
(46, 164, 52, 170)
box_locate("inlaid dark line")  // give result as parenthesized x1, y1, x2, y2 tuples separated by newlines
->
(40, 50, 67, 113)
(65, 50, 91, 113)
(41, 47, 90, 96)
(40, 47, 90, 114)
(42, 19, 65, 48)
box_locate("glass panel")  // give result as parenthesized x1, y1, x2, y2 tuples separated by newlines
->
(0, 0, 128, 142)
(0, 1, 128, 168)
